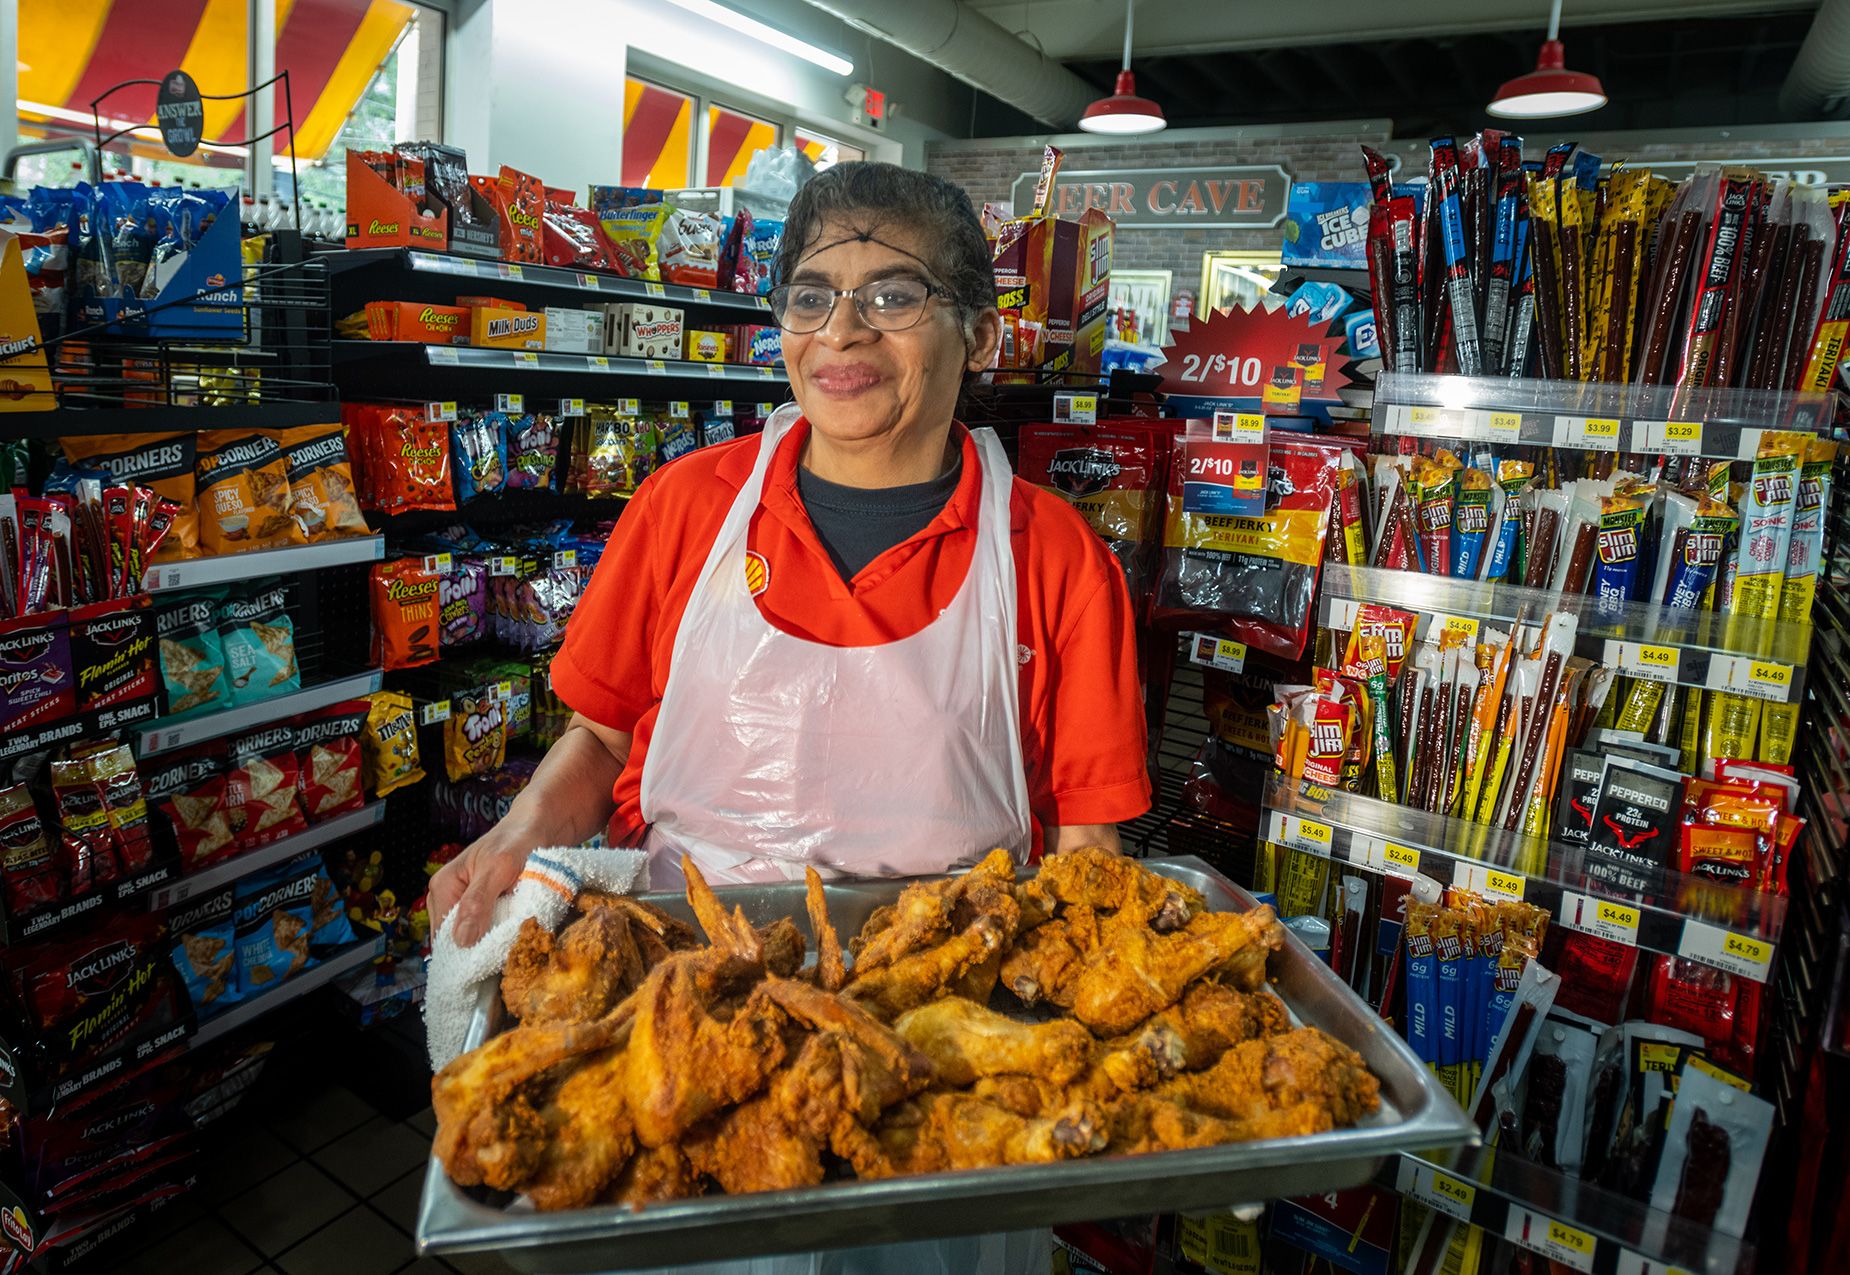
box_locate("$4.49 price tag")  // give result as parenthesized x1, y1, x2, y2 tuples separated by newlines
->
(1560, 893, 1640, 945)
(1606, 640, 1682, 683)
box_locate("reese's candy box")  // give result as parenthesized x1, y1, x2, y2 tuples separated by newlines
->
(363, 301, 468, 344)
(195, 430, 304, 554)
(370, 558, 440, 670)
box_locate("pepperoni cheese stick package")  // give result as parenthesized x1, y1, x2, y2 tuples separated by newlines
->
(1431, 138, 1486, 375)
(1649, 1062, 1772, 1237)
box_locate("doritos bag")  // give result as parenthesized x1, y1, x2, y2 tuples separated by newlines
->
(370, 559, 440, 670)
(362, 690, 425, 798)
(227, 723, 307, 850)
(143, 742, 235, 869)
(1019, 420, 1170, 602)
(292, 699, 368, 822)
(58, 433, 198, 560)
(195, 431, 305, 554)
(275, 423, 367, 541)
(218, 583, 300, 706)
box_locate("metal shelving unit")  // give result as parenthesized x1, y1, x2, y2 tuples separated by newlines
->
(144, 803, 387, 912)
(142, 536, 385, 593)
(133, 669, 383, 757)
(323, 246, 774, 315)
(189, 936, 386, 1048)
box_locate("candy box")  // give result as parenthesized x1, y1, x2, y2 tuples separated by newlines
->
(0, 614, 75, 741)
(364, 301, 469, 344)
(1280, 182, 1373, 271)
(742, 325, 783, 365)
(992, 207, 1113, 375)
(544, 307, 604, 354)
(684, 329, 730, 363)
(468, 304, 546, 351)
(605, 303, 684, 359)
(396, 141, 497, 257)
(345, 150, 447, 251)
(470, 165, 545, 264)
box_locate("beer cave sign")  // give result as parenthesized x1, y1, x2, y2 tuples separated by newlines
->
(1009, 165, 1291, 229)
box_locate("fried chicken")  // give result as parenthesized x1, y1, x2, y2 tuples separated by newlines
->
(848, 848, 1019, 974)
(1034, 847, 1206, 932)
(846, 1091, 1107, 1179)
(578, 893, 700, 965)
(894, 997, 1094, 1087)
(1156, 1027, 1381, 1128)
(999, 904, 1100, 1008)
(502, 909, 645, 1026)
(804, 866, 846, 993)
(605, 1144, 701, 1208)
(1108, 981, 1293, 1072)
(1069, 902, 1287, 1036)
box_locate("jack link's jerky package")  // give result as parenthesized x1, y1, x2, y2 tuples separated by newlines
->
(1019, 421, 1169, 602)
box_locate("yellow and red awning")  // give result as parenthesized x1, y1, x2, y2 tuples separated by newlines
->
(19, 0, 415, 162)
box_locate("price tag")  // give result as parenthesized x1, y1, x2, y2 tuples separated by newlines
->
(618, 398, 640, 415)
(420, 701, 451, 725)
(421, 553, 453, 574)
(1382, 842, 1422, 875)
(1399, 1160, 1476, 1224)
(589, 356, 611, 371)
(1747, 660, 1793, 697)
(757, 403, 776, 417)
(1405, 405, 1466, 437)
(495, 393, 524, 413)
(1607, 641, 1682, 683)
(1659, 420, 1704, 455)
(425, 400, 457, 422)
(1478, 867, 1527, 902)
(1211, 411, 1267, 442)
(1583, 897, 1640, 944)
(714, 401, 732, 414)
(553, 549, 578, 569)
(1053, 393, 1099, 425)
(645, 360, 667, 375)
(1556, 416, 1621, 448)
(488, 555, 519, 577)
(1187, 634, 1247, 673)
(1486, 410, 1523, 440)
(499, 263, 525, 281)
(670, 401, 690, 419)
(149, 726, 187, 753)
(692, 288, 712, 303)
(705, 363, 728, 377)
(1614, 1253, 1695, 1275)
(493, 680, 514, 700)
(1678, 919, 1775, 982)
(1436, 614, 1481, 640)
(427, 346, 460, 365)
(577, 272, 602, 290)
(512, 352, 540, 369)
(645, 282, 666, 298)
(757, 366, 780, 381)
(559, 398, 586, 417)
(1274, 814, 1334, 855)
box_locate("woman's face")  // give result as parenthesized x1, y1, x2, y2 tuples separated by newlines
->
(782, 215, 1000, 453)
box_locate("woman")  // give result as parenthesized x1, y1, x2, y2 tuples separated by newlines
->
(431, 162, 1150, 936)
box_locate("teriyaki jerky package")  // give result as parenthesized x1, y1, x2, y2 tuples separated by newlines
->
(1019, 420, 1169, 602)
(1648, 1060, 1772, 1237)
(1156, 431, 1342, 660)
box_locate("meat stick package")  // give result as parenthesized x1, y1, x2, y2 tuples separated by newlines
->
(1517, 1014, 1597, 1175)
(1648, 1061, 1772, 1237)
(1156, 432, 1341, 660)
(1019, 420, 1169, 604)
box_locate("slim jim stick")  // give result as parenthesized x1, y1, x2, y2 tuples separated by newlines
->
(1528, 176, 1566, 379)
(1501, 618, 1575, 832)
(1714, 189, 1771, 389)
(1743, 219, 1795, 390)
(1601, 223, 1639, 384)
(1677, 172, 1755, 388)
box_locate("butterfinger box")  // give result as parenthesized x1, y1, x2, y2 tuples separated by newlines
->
(605, 303, 684, 359)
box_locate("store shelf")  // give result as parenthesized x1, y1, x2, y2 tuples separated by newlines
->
(1322, 565, 1812, 706)
(133, 669, 383, 757)
(1374, 371, 1833, 458)
(0, 401, 341, 441)
(1262, 776, 1787, 983)
(1388, 1151, 1753, 1275)
(0, 695, 160, 763)
(334, 340, 787, 386)
(142, 536, 384, 593)
(1, 853, 181, 945)
(145, 803, 386, 912)
(189, 936, 386, 1047)
(324, 247, 775, 314)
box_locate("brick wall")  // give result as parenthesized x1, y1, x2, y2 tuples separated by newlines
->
(927, 124, 1850, 293)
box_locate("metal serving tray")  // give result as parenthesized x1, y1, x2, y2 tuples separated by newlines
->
(418, 856, 1475, 1271)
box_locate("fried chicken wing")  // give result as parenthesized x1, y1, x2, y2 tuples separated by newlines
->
(1069, 902, 1286, 1036)
(502, 909, 645, 1026)
(578, 893, 701, 964)
(805, 867, 846, 992)
(848, 849, 1020, 975)
(604, 1143, 702, 1208)
(846, 1092, 1106, 1178)
(1103, 1093, 1333, 1154)
(843, 903, 1017, 1021)
(1156, 1027, 1381, 1127)
(894, 997, 1093, 1087)
(999, 904, 1100, 1008)
(522, 1045, 636, 1210)
(683, 1033, 841, 1194)
(757, 916, 806, 978)
(1034, 847, 1205, 931)
(626, 955, 789, 1147)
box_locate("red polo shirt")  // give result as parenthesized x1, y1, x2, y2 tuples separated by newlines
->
(549, 419, 1151, 848)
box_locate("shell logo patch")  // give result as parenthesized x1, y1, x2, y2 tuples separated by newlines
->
(744, 551, 770, 597)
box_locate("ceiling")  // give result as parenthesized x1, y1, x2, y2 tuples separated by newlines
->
(1055, 5, 1820, 134)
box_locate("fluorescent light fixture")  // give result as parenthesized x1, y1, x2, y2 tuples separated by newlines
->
(662, 0, 854, 77)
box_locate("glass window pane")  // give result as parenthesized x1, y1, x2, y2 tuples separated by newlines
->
(706, 104, 779, 187)
(623, 77, 693, 190)
(795, 130, 864, 172)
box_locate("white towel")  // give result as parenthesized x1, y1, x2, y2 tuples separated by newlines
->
(424, 845, 648, 1069)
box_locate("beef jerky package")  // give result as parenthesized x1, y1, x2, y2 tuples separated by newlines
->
(1647, 955, 1761, 1078)
(49, 750, 120, 895)
(291, 699, 367, 823)
(154, 593, 230, 718)
(1584, 1021, 1703, 1193)
(217, 583, 299, 707)
(194, 430, 305, 554)
(1555, 749, 1607, 848)
(227, 723, 307, 851)
(167, 885, 239, 1017)
(1156, 432, 1342, 660)
(69, 598, 159, 716)
(58, 434, 198, 560)
(1551, 931, 1639, 1025)
(9, 913, 187, 1080)
(1517, 1014, 1598, 1175)
(1582, 757, 1682, 901)
(369, 558, 440, 670)
(274, 423, 367, 541)
(143, 742, 236, 869)
(0, 781, 60, 918)
(0, 612, 77, 736)
(84, 741, 154, 875)
(232, 858, 316, 998)
(1019, 420, 1169, 601)
(1648, 1061, 1772, 1237)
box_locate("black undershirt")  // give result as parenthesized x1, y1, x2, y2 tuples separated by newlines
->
(796, 454, 964, 582)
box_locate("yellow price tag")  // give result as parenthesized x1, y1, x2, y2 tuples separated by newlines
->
(1662, 420, 1703, 453)
(1585, 417, 1619, 438)
(645, 282, 666, 297)
(1288, 818, 1332, 851)
(1439, 614, 1481, 640)
(646, 360, 667, 374)
(693, 288, 712, 303)
(1431, 1171, 1475, 1212)
(502, 263, 524, 281)
(1487, 411, 1522, 437)
(1483, 868, 1525, 901)
(577, 271, 601, 289)
(1748, 661, 1792, 690)
(1635, 644, 1677, 670)
(589, 356, 610, 370)
(1383, 842, 1421, 874)
(495, 680, 513, 699)
(1546, 1221, 1594, 1257)
(1723, 932, 1772, 965)
(1594, 899, 1641, 943)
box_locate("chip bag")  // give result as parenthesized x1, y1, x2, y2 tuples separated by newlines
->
(195, 430, 305, 554)
(370, 558, 441, 670)
(58, 433, 199, 560)
(228, 723, 308, 850)
(505, 414, 561, 491)
(452, 409, 509, 501)
(233, 857, 316, 997)
(0, 782, 59, 917)
(276, 423, 367, 541)
(362, 690, 426, 797)
(443, 686, 508, 782)
(154, 592, 231, 716)
(167, 886, 240, 1015)
(292, 699, 368, 822)
(218, 583, 300, 706)
(142, 742, 236, 868)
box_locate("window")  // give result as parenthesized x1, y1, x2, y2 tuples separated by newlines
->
(622, 78, 694, 189)
(706, 105, 779, 187)
(795, 130, 864, 172)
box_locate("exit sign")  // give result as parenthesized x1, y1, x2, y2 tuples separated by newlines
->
(863, 87, 886, 121)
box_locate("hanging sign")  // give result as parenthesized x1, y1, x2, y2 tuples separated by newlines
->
(155, 70, 206, 158)
(1009, 165, 1291, 229)
(1159, 301, 1349, 418)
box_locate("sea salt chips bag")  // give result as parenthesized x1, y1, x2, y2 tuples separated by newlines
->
(218, 582, 300, 707)
(369, 558, 440, 670)
(195, 430, 305, 554)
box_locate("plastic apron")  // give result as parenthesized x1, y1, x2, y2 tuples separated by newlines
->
(640, 408, 1033, 888)
(625, 411, 1046, 1275)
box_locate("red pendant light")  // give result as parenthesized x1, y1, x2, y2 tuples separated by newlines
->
(1488, 0, 1607, 118)
(1080, 0, 1166, 135)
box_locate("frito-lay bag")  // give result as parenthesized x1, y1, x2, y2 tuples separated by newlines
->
(370, 558, 440, 669)
(362, 690, 425, 797)
(195, 430, 305, 554)
(59, 433, 198, 560)
(1155, 431, 1342, 660)
(275, 423, 367, 541)
(218, 583, 299, 706)
(1019, 420, 1170, 602)
(292, 699, 368, 822)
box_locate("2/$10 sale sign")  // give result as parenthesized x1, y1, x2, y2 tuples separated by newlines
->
(1008, 165, 1291, 228)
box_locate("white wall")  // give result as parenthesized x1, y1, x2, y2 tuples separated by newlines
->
(444, 0, 981, 188)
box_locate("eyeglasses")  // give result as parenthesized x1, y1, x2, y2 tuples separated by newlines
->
(769, 277, 945, 334)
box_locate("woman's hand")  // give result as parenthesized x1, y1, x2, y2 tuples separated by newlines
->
(1043, 823, 1123, 857)
(430, 716, 631, 946)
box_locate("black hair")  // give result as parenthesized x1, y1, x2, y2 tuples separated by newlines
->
(772, 162, 995, 336)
